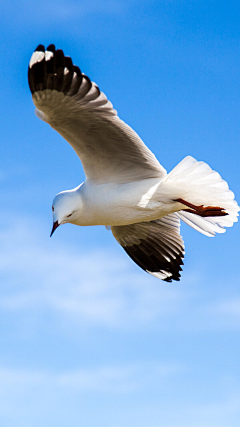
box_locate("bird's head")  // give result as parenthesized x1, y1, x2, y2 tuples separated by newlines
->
(50, 189, 83, 236)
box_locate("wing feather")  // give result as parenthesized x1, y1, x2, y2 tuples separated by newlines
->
(111, 213, 185, 282)
(28, 45, 166, 184)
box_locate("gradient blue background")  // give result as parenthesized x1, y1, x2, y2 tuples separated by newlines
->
(1, 1, 240, 426)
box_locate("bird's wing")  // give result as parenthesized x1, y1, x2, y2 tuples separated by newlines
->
(111, 213, 185, 282)
(28, 45, 166, 184)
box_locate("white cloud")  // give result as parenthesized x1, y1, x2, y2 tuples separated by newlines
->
(200, 297, 240, 330)
(0, 359, 183, 424)
(212, 298, 240, 316)
(0, 213, 186, 330)
(0, 360, 181, 394)
(1, 211, 240, 333)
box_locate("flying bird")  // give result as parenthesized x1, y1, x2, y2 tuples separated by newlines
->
(28, 45, 239, 281)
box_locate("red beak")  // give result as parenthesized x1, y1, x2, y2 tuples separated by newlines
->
(50, 220, 59, 237)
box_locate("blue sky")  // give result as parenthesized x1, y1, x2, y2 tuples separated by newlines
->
(1, 1, 240, 426)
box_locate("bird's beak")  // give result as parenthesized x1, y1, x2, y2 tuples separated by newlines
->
(50, 220, 59, 237)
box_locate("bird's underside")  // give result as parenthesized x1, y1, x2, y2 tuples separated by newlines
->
(28, 44, 239, 282)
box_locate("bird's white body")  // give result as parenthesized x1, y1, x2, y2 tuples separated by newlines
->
(29, 45, 239, 281)
(65, 178, 178, 227)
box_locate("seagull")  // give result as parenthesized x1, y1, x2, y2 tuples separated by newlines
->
(28, 44, 239, 282)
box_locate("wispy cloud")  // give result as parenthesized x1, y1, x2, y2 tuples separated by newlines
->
(0, 212, 187, 330)
(0, 360, 185, 424)
(6, 218, 240, 427)
(212, 298, 240, 316)
(201, 297, 240, 330)
(1, 210, 240, 333)
(0, 360, 181, 395)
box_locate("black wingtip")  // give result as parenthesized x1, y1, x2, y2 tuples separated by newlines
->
(28, 44, 84, 97)
(46, 44, 55, 52)
(28, 45, 46, 93)
(35, 44, 45, 52)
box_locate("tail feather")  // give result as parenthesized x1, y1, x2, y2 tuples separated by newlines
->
(167, 156, 239, 236)
(177, 211, 226, 237)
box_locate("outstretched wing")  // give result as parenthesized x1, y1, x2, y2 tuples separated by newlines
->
(28, 44, 166, 184)
(111, 213, 185, 282)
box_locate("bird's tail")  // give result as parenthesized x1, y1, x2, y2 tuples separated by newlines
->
(166, 156, 239, 236)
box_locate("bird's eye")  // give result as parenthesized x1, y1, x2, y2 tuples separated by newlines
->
(67, 213, 72, 218)
(52, 206, 54, 212)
